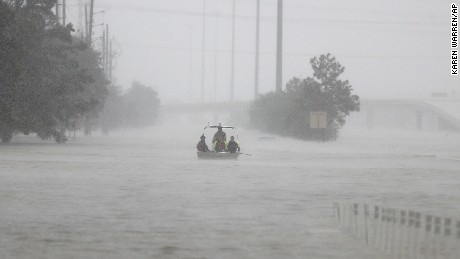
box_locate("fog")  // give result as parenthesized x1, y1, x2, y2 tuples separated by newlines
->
(76, 0, 459, 102)
(2, 122, 460, 258)
(1, 0, 460, 258)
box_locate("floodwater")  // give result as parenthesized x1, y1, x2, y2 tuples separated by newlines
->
(1, 123, 459, 258)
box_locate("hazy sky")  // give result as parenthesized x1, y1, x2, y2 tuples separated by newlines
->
(67, 0, 459, 103)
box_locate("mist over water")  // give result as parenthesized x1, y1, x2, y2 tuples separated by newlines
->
(1, 0, 460, 258)
(1, 119, 460, 258)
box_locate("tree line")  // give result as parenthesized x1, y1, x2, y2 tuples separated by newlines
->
(100, 82, 160, 134)
(250, 54, 360, 141)
(0, 1, 160, 143)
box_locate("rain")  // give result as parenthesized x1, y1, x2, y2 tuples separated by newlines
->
(1, 0, 459, 258)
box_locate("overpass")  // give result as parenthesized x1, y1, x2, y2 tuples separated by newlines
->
(359, 99, 460, 131)
(161, 101, 250, 114)
(161, 99, 460, 131)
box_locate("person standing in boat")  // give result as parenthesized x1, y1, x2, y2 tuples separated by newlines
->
(212, 125, 226, 143)
(226, 136, 240, 153)
(197, 135, 209, 152)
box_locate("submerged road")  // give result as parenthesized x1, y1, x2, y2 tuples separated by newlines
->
(0, 124, 459, 258)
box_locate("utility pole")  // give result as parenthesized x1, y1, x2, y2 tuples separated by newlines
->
(62, 0, 66, 25)
(85, 4, 88, 42)
(85, 0, 95, 137)
(255, 0, 260, 99)
(78, 0, 83, 32)
(109, 38, 113, 80)
(55, 0, 60, 23)
(188, 27, 193, 102)
(230, 0, 236, 102)
(105, 24, 109, 76)
(102, 29, 106, 74)
(89, 0, 95, 44)
(201, 0, 206, 102)
(213, 15, 219, 102)
(276, 0, 283, 92)
(101, 24, 110, 78)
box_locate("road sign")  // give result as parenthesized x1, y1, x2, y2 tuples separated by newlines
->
(310, 112, 327, 129)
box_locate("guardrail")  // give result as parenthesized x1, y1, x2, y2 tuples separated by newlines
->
(333, 202, 460, 258)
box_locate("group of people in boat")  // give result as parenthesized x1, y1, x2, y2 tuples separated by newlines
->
(197, 125, 240, 153)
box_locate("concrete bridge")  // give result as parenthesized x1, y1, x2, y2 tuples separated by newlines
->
(162, 101, 250, 114)
(161, 99, 460, 132)
(357, 99, 460, 131)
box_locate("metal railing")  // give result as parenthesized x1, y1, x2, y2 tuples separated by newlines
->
(333, 202, 460, 259)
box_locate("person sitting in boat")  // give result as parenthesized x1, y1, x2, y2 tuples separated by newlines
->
(226, 136, 240, 153)
(212, 125, 227, 143)
(214, 137, 226, 152)
(197, 134, 209, 152)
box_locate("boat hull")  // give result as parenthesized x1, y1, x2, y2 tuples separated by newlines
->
(197, 151, 239, 160)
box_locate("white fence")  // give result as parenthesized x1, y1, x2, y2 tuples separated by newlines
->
(333, 202, 460, 258)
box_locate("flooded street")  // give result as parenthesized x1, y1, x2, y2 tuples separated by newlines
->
(1, 125, 459, 258)
(1, 0, 457, 258)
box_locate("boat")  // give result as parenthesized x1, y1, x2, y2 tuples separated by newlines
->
(197, 123, 241, 160)
(197, 151, 240, 160)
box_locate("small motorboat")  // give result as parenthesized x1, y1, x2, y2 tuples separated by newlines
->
(197, 123, 241, 160)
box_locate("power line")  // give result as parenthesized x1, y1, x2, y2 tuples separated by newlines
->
(66, 2, 79, 24)
(67, 4, 444, 27)
(70, 0, 445, 22)
(118, 43, 447, 60)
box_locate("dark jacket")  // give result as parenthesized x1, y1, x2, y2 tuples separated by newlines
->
(212, 130, 226, 143)
(227, 140, 240, 153)
(197, 140, 209, 152)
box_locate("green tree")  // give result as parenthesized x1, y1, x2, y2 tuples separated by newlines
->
(250, 53, 360, 141)
(287, 54, 360, 130)
(250, 91, 292, 136)
(0, 0, 108, 143)
(0, 0, 57, 142)
(123, 81, 160, 127)
(99, 84, 125, 133)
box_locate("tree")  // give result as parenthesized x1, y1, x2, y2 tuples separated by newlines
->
(99, 84, 125, 133)
(98, 81, 161, 132)
(0, 0, 108, 143)
(123, 81, 160, 127)
(250, 53, 360, 141)
(0, 0, 57, 142)
(249, 91, 292, 136)
(288, 54, 360, 129)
